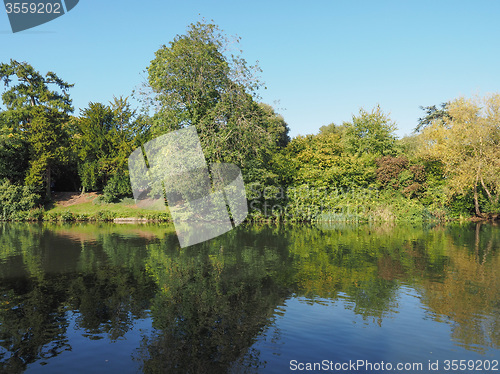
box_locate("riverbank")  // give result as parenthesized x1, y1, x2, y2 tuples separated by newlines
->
(5, 192, 171, 222)
(2, 191, 497, 223)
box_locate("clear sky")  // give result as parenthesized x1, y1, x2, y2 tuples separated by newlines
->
(1, 0, 499, 138)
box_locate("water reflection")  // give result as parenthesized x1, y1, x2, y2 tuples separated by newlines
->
(0, 222, 498, 373)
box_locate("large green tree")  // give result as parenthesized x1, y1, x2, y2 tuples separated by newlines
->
(73, 102, 116, 192)
(73, 98, 137, 198)
(0, 60, 73, 198)
(145, 22, 289, 178)
(342, 106, 397, 156)
(25, 107, 70, 198)
(415, 102, 451, 133)
(0, 125, 29, 184)
(0, 59, 73, 130)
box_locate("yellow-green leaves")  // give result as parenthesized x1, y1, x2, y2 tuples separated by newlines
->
(419, 94, 500, 215)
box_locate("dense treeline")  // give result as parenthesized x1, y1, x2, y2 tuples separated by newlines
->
(0, 21, 499, 221)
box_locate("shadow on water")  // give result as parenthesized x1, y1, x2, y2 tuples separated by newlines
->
(0, 221, 498, 373)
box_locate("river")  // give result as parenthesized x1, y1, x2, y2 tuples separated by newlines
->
(0, 222, 498, 373)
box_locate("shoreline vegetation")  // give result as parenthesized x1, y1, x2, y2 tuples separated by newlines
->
(1, 22, 499, 223)
(0, 190, 497, 224)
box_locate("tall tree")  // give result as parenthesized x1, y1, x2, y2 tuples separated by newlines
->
(145, 22, 289, 176)
(73, 98, 138, 197)
(419, 94, 500, 216)
(0, 60, 73, 198)
(25, 107, 70, 197)
(0, 124, 29, 184)
(0, 59, 73, 130)
(415, 102, 450, 133)
(73, 102, 115, 192)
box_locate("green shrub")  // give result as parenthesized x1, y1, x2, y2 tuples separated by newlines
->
(61, 210, 75, 222)
(76, 213, 89, 221)
(27, 207, 44, 221)
(93, 210, 116, 221)
(0, 179, 41, 220)
(145, 212, 170, 222)
(45, 212, 60, 222)
(10, 210, 28, 221)
(103, 171, 132, 203)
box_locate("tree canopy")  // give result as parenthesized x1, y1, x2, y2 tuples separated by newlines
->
(419, 94, 500, 216)
(0, 22, 499, 220)
(145, 22, 289, 177)
(0, 60, 74, 199)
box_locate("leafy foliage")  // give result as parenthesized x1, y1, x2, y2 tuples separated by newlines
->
(0, 179, 40, 219)
(342, 106, 397, 156)
(416, 102, 451, 132)
(103, 170, 133, 203)
(0, 60, 73, 199)
(375, 156, 426, 198)
(145, 21, 289, 178)
(72, 98, 138, 194)
(418, 94, 500, 216)
(0, 59, 73, 129)
(0, 27, 499, 221)
(0, 127, 29, 184)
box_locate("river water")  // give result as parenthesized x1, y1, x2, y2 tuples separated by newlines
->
(0, 222, 498, 373)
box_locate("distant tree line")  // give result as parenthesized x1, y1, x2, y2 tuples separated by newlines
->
(0, 21, 499, 221)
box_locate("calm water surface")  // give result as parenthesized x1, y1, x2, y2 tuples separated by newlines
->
(0, 222, 498, 373)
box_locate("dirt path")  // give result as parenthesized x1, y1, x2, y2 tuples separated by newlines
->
(52, 192, 100, 207)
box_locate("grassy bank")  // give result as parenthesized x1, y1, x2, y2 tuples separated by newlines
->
(3, 193, 172, 222)
(0, 190, 483, 223)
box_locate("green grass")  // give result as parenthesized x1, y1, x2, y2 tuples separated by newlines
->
(46, 201, 171, 220)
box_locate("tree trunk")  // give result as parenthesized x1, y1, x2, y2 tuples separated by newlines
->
(480, 176, 493, 203)
(46, 164, 51, 200)
(474, 170, 481, 217)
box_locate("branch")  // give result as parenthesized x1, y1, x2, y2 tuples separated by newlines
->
(480, 175, 493, 202)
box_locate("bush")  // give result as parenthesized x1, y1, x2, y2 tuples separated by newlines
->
(0, 179, 41, 220)
(10, 210, 28, 221)
(45, 212, 60, 222)
(61, 210, 75, 222)
(145, 212, 170, 222)
(103, 171, 132, 203)
(76, 213, 89, 221)
(27, 207, 44, 221)
(93, 210, 116, 221)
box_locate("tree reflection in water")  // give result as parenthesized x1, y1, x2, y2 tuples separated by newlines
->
(0, 222, 498, 373)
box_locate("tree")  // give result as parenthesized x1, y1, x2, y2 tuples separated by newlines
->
(147, 22, 233, 129)
(73, 98, 137, 196)
(342, 106, 397, 156)
(318, 122, 346, 136)
(0, 60, 73, 199)
(145, 21, 289, 176)
(25, 107, 70, 197)
(419, 94, 500, 216)
(0, 59, 73, 130)
(0, 126, 30, 184)
(415, 102, 450, 133)
(73, 102, 116, 192)
(257, 103, 290, 148)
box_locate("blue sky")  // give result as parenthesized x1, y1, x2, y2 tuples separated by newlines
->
(1, 0, 499, 138)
